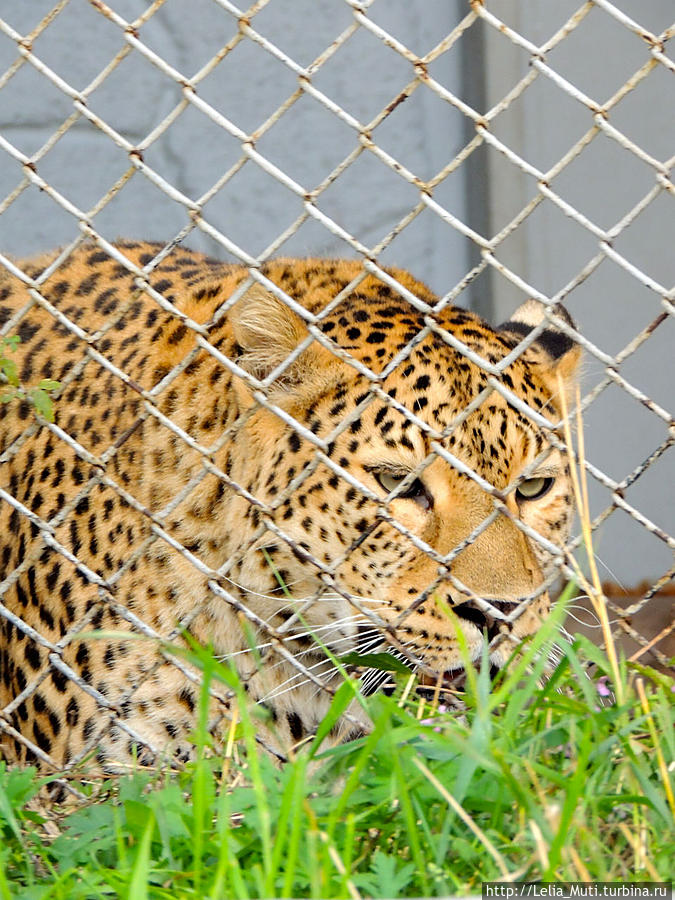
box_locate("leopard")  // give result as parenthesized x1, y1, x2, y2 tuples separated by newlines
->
(0, 240, 581, 775)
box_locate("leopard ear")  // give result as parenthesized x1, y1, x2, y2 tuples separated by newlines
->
(230, 283, 309, 384)
(499, 299, 582, 400)
(229, 284, 339, 405)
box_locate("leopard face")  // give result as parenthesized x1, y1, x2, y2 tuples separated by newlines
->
(0, 242, 580, 772)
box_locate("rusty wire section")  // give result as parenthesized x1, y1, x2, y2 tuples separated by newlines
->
(0, 0, 673, 776)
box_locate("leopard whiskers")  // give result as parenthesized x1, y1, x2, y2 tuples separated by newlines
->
(565, 604, 618, 629)
(353, 630, 386, 654)
(261, 630, 411, 704)
(260, 655, 343, 703)
(593, 553, 628, 595)
(214, 614, 375, 665)
(359, 668, 393, 696)
(357, 640, 419, 697)
(265, 621, 380, 671)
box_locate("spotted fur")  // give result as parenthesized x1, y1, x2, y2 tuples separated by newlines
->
(0, 242, 580, 772)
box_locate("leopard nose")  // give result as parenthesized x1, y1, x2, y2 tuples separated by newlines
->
(452, 603, 497, 640)
(452, 600, 522, 642)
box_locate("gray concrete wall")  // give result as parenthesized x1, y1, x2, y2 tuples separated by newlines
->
(0, 0, 468, 293)
(483, 0, 674, 587)
(0, 1, 672, 586)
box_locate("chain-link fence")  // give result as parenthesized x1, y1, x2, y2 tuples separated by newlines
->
(0, 0, 673, 782)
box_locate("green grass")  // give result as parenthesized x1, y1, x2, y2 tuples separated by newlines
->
(0, 634, 673, 899)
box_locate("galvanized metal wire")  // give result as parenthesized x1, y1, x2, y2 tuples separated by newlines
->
(0, 0, 673, 775)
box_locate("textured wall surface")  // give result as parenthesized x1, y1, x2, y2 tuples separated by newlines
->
(483, 0, 674, 588)
(0, 0, 672, 586)
(0, 0, 468, 292)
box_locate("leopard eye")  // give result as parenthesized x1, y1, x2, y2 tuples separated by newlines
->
(516, 476, 554, 501)
(375, 471, 431, 510)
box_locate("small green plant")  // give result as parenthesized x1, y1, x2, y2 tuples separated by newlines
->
(0, 632, 672, 899)
(0, 334, 60, 422)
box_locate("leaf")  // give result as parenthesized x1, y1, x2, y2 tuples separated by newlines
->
(28, 387, 55, 422)
(37, 379, 61, 392)
(309, 678, 358, 758)
(0, 765, 40, 810)
(627, 661, 675, 691)
(340, 651, 413, 676)
(128, 813, 155, 900)
(354, 851, 417, 898)
(0, 783, 22, 841)
(0, 358, 19, 387)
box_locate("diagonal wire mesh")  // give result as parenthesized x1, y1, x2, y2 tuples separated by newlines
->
(0, 0, 672, 783)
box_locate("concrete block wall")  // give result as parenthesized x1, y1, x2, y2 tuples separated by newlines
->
(0, 0, 672, 587)
(0, 0, 469, 292)
(482, 0, 674, 589)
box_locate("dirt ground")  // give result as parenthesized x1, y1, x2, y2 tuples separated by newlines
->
(565, 581, 675, 675)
